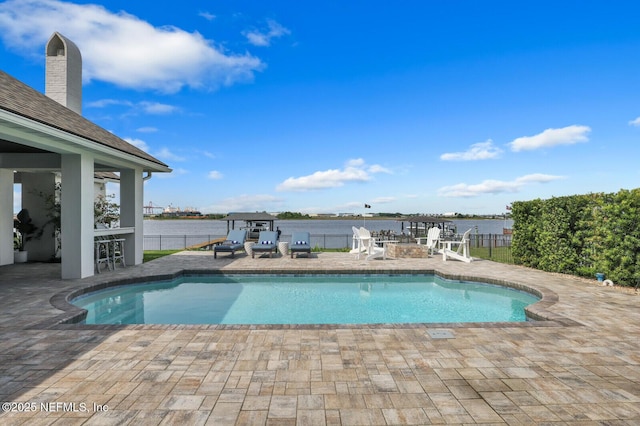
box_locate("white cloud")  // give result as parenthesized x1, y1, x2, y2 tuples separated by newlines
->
(629, 117, 640, 126)
(199, 11, 216, 21)
(277, 168, 368, 191)
(276, 158, 388, 192)
(515, 173, 563, 184)
(244, 19, 290, 47)
(124, 137, 149, 152)
(139, 101, 179, 115)
(207, 170, 223, 179)
(368, 164, 392, 174)
(155, 167, 189, 179)
(125, 138, 183, 161)
(86, 99, 133, 108)
(88, 99, 179, 116)
(0, 0, 264, 93)
(136, 126, 158, 133)
(438, 173, 565, 197)
(371, 197, 396, 204)
(156, 147, 185, 162)
(440, 140, 503, 161)
(509, 125, 590, 152)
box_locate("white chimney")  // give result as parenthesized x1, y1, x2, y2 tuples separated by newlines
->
(45, 32, 82, 115)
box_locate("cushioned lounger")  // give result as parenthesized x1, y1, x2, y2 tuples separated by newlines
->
(290, 231, 311, 258)
(252, 231, 279, 258)
(214, 229, 247, 258)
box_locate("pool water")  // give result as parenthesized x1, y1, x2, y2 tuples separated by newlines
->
(73, 274, 539, 325)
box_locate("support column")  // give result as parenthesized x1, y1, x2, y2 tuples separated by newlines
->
(61, 154, 94, 279)
(0, 169, 14, 265)
(120, 168, 143, 266)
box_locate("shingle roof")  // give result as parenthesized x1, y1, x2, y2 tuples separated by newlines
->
(94, 171, 120, 181)
(0, 70, 168, 169)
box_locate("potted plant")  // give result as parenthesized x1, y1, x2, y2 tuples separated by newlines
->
(13, 208, 38, 263)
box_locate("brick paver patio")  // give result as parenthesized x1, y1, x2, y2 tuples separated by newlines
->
(0, 252, 638, 425)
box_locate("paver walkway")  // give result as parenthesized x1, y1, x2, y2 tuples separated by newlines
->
(0, 252, 638, 425)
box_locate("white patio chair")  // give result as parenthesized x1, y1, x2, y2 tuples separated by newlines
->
(441, 228, 473, 263)
(416, 227, 442, 255)
(350, 226, 367, 257)
(359, 227, 386, 261)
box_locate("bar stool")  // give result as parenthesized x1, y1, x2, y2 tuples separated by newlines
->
(110, 237, 126, 268)
(95, 237, 111, 273)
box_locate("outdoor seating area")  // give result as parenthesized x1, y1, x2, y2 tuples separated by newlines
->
(0, 253, 638, 424)
(352, 225, 471, 261)
(213, 230, 314, 259)
(204, 226, 479, 264)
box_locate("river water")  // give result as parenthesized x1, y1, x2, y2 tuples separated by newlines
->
(143, 218, 513, 250)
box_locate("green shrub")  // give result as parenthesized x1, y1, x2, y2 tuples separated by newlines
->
(511, 189, 640, 286)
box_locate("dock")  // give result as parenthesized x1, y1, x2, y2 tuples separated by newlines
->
(186, 237, 226, 250)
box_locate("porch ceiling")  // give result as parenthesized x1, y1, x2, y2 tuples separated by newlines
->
(0, 139, 49, 154)
(0, 111, 170, 173)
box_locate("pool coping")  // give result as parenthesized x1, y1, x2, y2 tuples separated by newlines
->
(45, 268, 581, 330)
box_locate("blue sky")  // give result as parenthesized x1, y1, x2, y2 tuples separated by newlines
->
(2, 0, 640, 215)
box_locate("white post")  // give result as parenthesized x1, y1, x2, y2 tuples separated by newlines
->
(0, 169, 14, 265)
(61, 154, 94, 278)
(120, 167, 143, 265)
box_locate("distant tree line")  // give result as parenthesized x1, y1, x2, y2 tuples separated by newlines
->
(277, 212, 311, 220)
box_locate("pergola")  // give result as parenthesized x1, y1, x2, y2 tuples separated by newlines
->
(0, 70, 170, 279)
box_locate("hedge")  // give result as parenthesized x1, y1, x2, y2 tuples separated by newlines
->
(511, 189, 640, 287)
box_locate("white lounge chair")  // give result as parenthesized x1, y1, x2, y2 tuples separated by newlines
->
(416, 227, 441, 255)
(290, 231, 311, 258)
(252, 231, 279, 258)
(214, 229, 247, 259)
(441, 228, 473, 263)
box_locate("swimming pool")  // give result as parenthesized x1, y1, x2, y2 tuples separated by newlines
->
(72, 274, 539, 325)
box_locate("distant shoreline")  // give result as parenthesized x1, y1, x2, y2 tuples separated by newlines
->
(144, 215, 505, 221)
